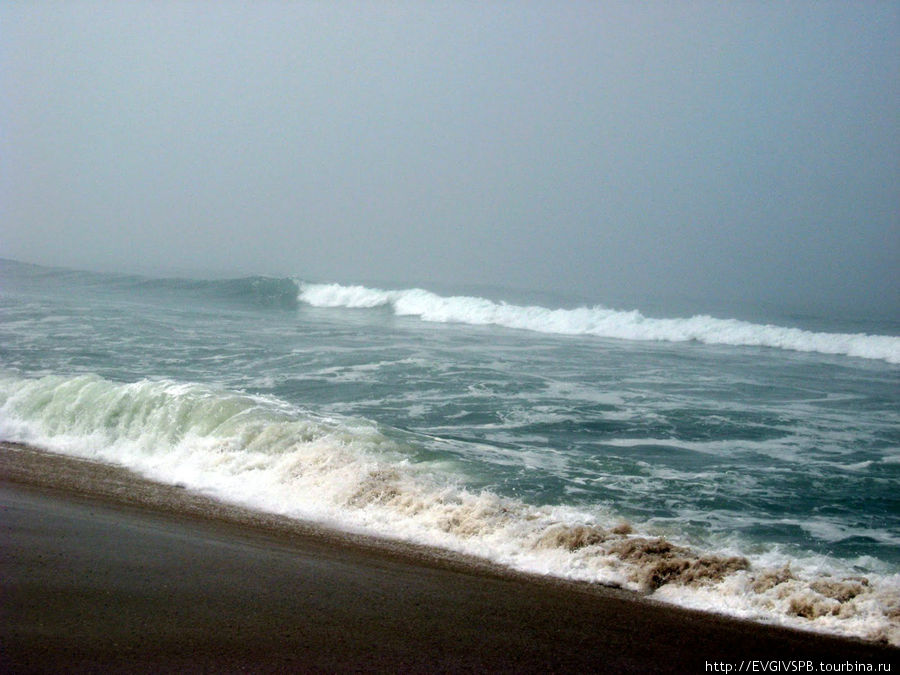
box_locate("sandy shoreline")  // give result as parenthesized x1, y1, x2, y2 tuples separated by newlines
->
(1, 442, 895, 672)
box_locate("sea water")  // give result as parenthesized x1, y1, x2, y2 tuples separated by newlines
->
(1, 258, 897, 643)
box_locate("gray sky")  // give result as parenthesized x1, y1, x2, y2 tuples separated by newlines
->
(2, 1, 898, 315)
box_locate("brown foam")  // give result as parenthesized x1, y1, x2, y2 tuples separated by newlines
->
(536, 524, 610, 551)
(811, 578, 869, 603)
(751, 564, 795, 593)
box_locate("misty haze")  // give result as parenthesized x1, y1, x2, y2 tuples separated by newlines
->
(2, 2, 897, 320)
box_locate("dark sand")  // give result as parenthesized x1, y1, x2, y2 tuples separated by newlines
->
(1, 443, 896, 673)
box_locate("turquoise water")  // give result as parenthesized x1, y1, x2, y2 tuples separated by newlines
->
(1, 258, 898, 642)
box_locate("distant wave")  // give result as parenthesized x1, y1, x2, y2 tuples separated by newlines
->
(299, 282, 900, 364)
(0, 259, 299, 309)
(129, 276, 300, 308)
(4, 259, 897, 363)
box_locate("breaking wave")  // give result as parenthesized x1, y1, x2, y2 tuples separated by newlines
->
(5, 259, 896, 362)
(299, 282, 900, 363)
(1, 373, 897, 645)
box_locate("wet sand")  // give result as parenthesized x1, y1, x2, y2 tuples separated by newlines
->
(1, 442, 895, 673)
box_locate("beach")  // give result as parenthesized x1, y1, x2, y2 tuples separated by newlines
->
(2, 442, 895, 673)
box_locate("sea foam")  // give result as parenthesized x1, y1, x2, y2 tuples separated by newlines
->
(1, 373, 897, 645)
(298, 282, 900, 363)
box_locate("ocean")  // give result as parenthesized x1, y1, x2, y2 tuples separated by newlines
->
(1, 258, 898, 644)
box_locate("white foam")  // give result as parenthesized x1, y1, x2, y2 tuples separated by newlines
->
(1, 373, 897, 645)
(654, 571, 900, 645)
(299, 282, 900, 363)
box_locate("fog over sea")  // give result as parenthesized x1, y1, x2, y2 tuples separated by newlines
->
(1, 258, 898, 644)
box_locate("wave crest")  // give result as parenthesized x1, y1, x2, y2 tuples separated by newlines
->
(299, 282, 900, 363)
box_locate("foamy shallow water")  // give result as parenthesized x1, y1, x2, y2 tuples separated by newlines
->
(1, 373, 897, 645)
